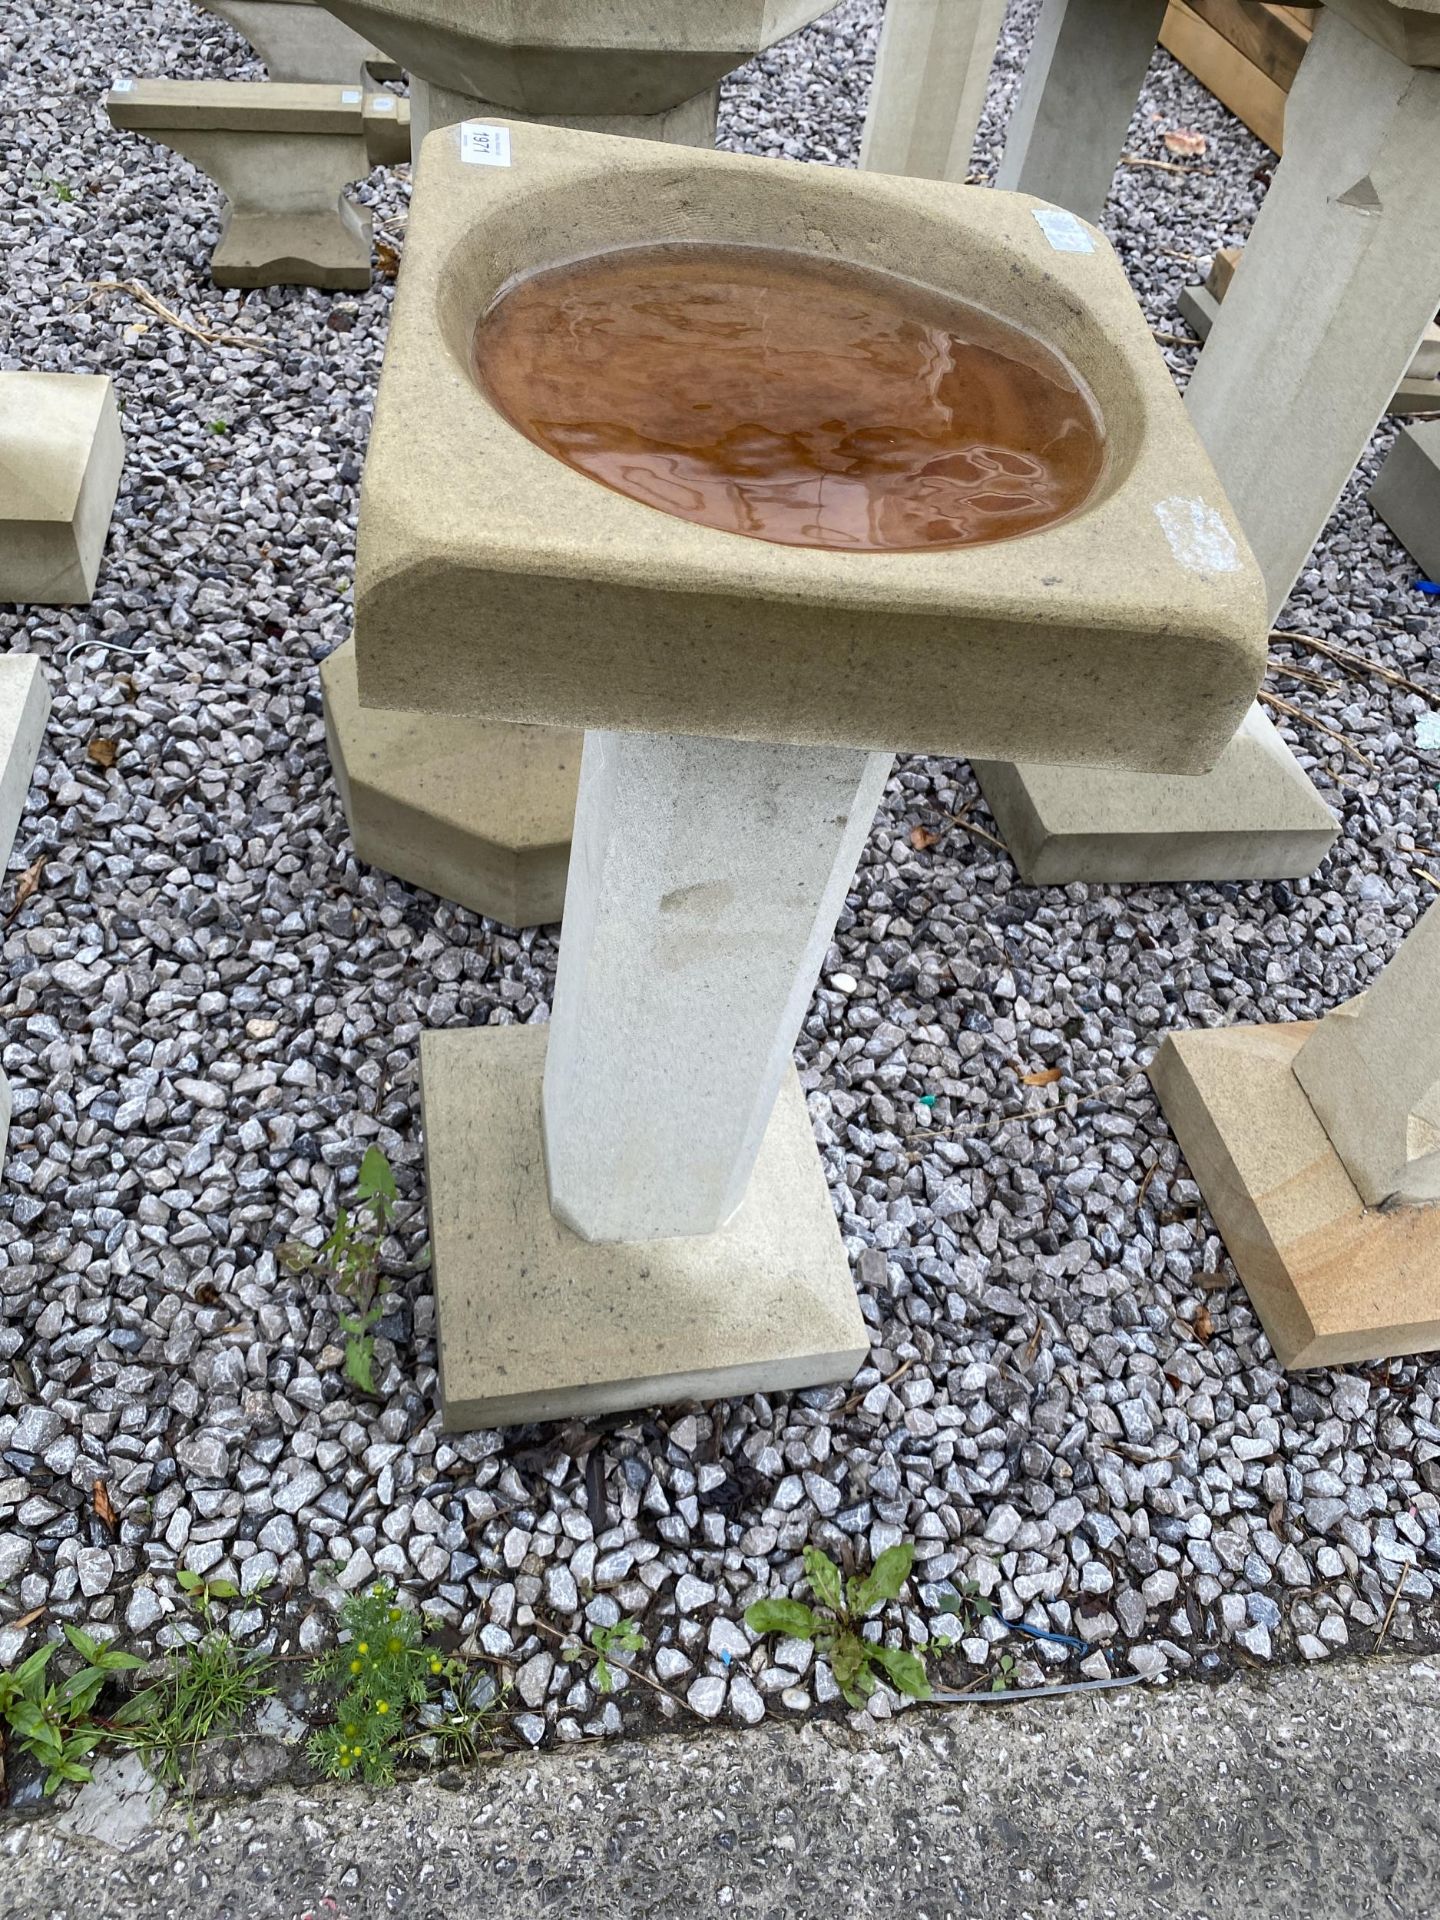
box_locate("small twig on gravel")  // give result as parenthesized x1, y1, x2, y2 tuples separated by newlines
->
(1413, 867, 1440, 892)
(842, 1356, 915, 1415)
(1258, 690, 1377, 770)
(1271, 628, 1436, 702)
(1120, 153, 1213, 175)
(1151, 329, 1199, 347)
(529, 1616, 696, 1718)
(1268, 660, 1338, 693)
(1374, 1561, 1410, 1653)
(1155, 246, 1205, 261)
(89, 278, 273, 352)
(947, 814, 1008, 855)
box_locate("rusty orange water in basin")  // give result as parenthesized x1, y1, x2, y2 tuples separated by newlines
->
(473, 241, 1106, 553)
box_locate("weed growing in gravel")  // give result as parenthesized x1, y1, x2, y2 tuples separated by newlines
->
(308, 1582, 497, 1785)
(0, 1627, 144, 1794)
(587, 1618, 645, 1693)
(746, 1543, 930, 1711)
(176, 1567, 240, 1624)
(280, 1146, 397, 1395)
(117, 1634, 275, 1788)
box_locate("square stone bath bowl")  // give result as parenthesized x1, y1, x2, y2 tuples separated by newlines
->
(357, 122, 1265, 772)
(352, 119, 1269, 1430)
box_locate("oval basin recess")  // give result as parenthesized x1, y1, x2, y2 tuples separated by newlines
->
(473, 240, 1108, 555)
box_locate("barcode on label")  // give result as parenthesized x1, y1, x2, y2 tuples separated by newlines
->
(1033, 208, 1093, 254)
(460, 122, 512, 168)
(112, 75, 135, 92)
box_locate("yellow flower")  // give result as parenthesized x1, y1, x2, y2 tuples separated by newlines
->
(344, 1724, 359, 1739)
(429, 1656, 442, 1674)
(350, 1658, 363, 1675)
(388, 1638, 403, 1656)
(388, 1608, 401, 1622)
(376, 1700, 390, 1715)
(357, 1642, 369, 1655)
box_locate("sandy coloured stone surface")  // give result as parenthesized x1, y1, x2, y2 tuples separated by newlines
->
(317, 0, 839, 114)
(0, 373, 124, 607)
(973, 705, 1339, 884)
(422, 1024, 868, 1428)
(321, 636, 576, 927)
(355, 117, 1266, 771)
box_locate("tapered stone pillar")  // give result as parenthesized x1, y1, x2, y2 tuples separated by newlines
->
(543, 731, 892, 1242)
(1185, 8, 1440, 612)
(1152, 901, 1440, 1368)
(979, 2, 1440, 885)
(994, 0, 1167, 222)
(859, 0, 1006, 184)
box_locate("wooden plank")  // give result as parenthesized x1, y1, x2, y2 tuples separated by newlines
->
(1160, 1, 1292, 152)
(1179, 0, 1311, 89)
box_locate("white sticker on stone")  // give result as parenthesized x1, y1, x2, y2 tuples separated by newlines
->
(1033, 208, 1093, 254)
(340, 87, 362, 103)
(1154, 497, 1242, 574)
(111, 75, 135, 92)
(370, 94, 395, 110)
(460, 123, 512, 168)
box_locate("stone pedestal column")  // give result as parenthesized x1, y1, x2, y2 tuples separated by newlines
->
(994, 0, 1168, 222)
(859, 0, 1006, 184)
(1292, 903, 1440, 1210)
(543, 731, 892, 1242)
(1151, 900, 1440, 1369)
(1184, 8, 1440, 613)
(978, 3, 1440, 885)
(422, 730, 886, 1426)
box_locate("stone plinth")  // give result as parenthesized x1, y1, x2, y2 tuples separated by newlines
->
(321, 637, 576, 928)
(352, 118, 1267, 1429)
(859, 0, 1007, 184)
(198, 0, 392, 84)
(1370, 420, 1440, 576)
(106, 80, 381, 290)
(317, 0, 838, 116)
(1152, 901, 1440, 1367)
(0, 657, 52, 1172)
(974, 704, 1337, 885)
(0, 374, 124, 607)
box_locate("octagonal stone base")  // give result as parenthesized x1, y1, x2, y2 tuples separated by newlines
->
(422, 1023, 869, 1429)
(321, 637, 577, 927)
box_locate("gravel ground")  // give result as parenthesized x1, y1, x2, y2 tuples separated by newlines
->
(2, 0, 1439, 1767)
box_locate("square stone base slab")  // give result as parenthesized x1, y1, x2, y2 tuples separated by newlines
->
(421, 1023, 868, 1430)
(1150, 1021, 1440, 1369)
(321, 637, 577, 927)
(212, 203, 372, 289)
(973, 706, 1338, 885)
(0, 373, 124, 606)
